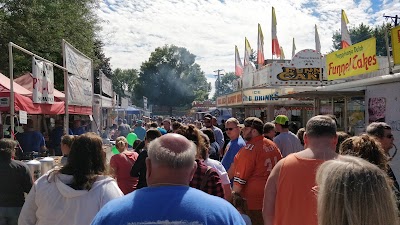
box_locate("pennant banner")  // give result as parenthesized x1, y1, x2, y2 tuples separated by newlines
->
(315, 24, 321, 53)
(244, 38, 252, 66)
(272, 7, 281, 57)
(235, 45, 244, 77)
(257, 23, 265, 68)
(292, 38, 296, 58)
(326, 38, 379, 80)
(341, 9, 352, 49)
(32, 58, 55, 104)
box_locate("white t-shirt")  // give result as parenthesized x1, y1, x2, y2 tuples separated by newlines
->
(204, 158, 230, 185)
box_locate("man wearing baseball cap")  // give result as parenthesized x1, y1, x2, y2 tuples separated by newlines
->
(273, 115, 303, 157)
(203, 114, 224, 155)
(233, 117, 282, 225)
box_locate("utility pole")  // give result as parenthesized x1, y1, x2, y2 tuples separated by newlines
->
(383, 14, 399, 74)
(384, 14, 399, 26)
(214, 69, 224, 97)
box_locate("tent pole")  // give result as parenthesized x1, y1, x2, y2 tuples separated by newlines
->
(9, 43, 15, 135)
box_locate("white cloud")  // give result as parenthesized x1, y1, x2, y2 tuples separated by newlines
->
(96, 0, 397, 78)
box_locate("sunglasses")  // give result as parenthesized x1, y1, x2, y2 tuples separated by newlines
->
(226, 127, 237, 131)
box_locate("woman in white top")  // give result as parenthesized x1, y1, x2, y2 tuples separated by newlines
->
(18, 132, 123, 225)
(200, 129, 232, 202)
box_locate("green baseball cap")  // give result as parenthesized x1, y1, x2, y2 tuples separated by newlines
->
(274, 115, 289, 125)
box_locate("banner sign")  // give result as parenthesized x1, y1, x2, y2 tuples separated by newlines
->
(64, 42, 93, 106)
(0, 97, 9, 107)
(100, 70, 113, 97)
(143, 96, 148, 111)
(19, 110, 27, 124)
(67, 76, 93, 106)
(64, 43, 92, 80)
(121, 97, 129, 108)
(242, 89, 279, 104)
(32, 58, 55, 104)
(326, 38, 379, 80)
(391, 26, 400, 66)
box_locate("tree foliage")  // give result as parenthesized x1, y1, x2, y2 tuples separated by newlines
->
(213, 72, 237, 99)
(112, 68, 138, 101)
(0, 0, 104, 90)
(331, 23, 392, 56)
(135, 45, 209, 113)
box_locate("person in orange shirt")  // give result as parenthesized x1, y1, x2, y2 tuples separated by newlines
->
(233, 117, 282, 225)
(262, 115, 339, 225)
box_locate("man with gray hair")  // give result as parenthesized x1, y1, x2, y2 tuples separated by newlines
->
(91, 133, 244, 225)
(263, 115, 339, 225)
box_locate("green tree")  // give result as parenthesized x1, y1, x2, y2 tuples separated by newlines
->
(112, 68, 138, 102)
(0, 0, 100, 89)
(331, 23, 391, 55)
(135, 45, 209, 115)
(213, 72, 237, 99)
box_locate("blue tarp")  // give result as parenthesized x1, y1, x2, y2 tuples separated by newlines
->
(115, 106, 141, 115)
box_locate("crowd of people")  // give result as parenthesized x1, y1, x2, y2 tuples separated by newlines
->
(0, 113, 399, 225)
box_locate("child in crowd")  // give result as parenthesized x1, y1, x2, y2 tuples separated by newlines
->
(232, 192, 252, 225)
(60, 135, 76, 166)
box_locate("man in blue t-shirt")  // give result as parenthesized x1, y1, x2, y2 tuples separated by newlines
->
(222, 118, 246, 176)
(16, 119, 46, 154)
(133, 120, 146, 141)
(91, 133, 244, 225)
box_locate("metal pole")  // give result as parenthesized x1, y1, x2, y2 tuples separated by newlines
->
(62, 40, 69, 134)
(9, 43, 14, 135)
(99, 70, 103, 133)
(11, 43, 66, 70)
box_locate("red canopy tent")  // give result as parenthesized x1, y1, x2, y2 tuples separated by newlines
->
(0, 73, 64, 114)
(13, 73, 92, 115)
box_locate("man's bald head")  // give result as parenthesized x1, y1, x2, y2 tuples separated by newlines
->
(148, 133, 196, 169)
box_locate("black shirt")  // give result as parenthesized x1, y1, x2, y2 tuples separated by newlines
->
(130, 150, 148, 189)
(0, 159, 33, 207)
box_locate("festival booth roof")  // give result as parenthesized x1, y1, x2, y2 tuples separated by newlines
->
(115, 106, 141, 115)
(0, 73, 64, 114)
(12, 73, 92, 115)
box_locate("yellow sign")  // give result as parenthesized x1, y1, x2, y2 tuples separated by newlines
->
(391, 26, 400, 66)
(326, 38, 379, 80)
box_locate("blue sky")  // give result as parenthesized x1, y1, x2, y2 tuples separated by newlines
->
(96, 0, 399, 96)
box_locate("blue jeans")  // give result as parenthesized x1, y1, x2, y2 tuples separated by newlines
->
(0, 207, 21, 225)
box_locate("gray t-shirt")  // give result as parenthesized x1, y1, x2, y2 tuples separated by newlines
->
(273, 131, 303, 157)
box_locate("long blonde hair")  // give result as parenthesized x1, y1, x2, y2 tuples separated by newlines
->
(316, 156, 399, 225)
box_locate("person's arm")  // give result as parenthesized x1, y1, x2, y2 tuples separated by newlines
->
(262, 159, 284, 225)
(23, 165, 33, 193)
(18, 184, 38, 225)
(109, 156, 118, 179)
(216, 130, 224, 151)
(227, 162, 235, 180)
(232, 149, 254, 194)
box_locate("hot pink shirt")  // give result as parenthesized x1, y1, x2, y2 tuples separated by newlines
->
(110, 151, 139, 194)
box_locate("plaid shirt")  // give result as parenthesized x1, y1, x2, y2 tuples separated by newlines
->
(190, 159, 224, 198)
